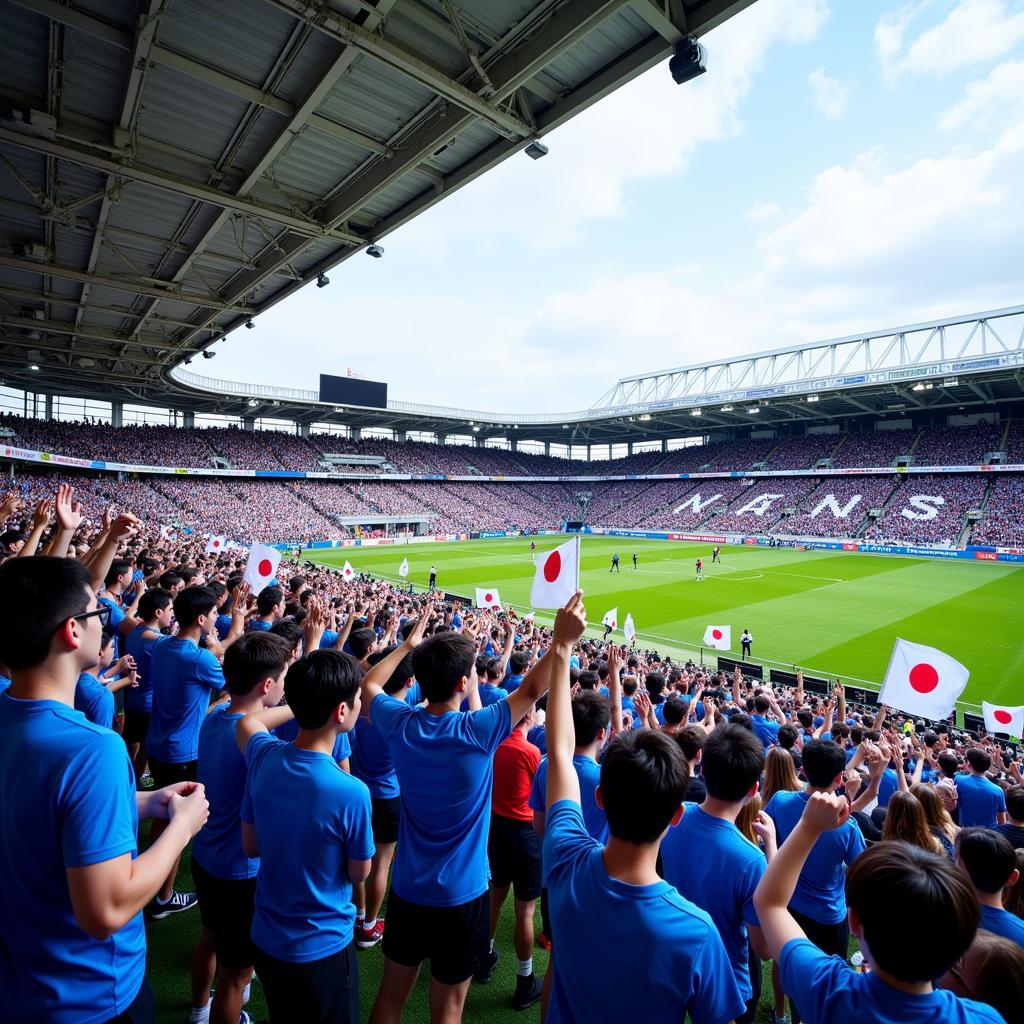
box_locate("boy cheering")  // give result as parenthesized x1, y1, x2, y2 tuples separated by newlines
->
(543, 593, 743, 1024)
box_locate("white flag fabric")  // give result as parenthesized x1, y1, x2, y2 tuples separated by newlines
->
(983, 701, 1024, 739)
(522, 611, 535, 621)
(398, 557, 409, 578)
(341, 560, 355, 582)
(623, 613, 636, 642)
(602, 608, 618, 629)
(205, 535, 227, 554)
(703, 625, 731, 650)
(530, 536, 580, 609)
(476, 588, 502, 610)
(878, 638, 969, 720)
(243, 543, 281, 597)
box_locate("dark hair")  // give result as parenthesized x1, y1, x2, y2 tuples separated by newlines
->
(777, 723, 799, 750)
(938, 750, 960, 778)
(348, 627, 377, 660)
(367, 644, 415, 695)
(256, 587, 283, 616)
(600, 730, 689, 844)
(223, 632, 291, 697)
(269, 619, 304, 652)
(0, 557, 94, 670)
(411, 631, 475, 704)
(797, 708, 814, 730)
(138, 587, 173, 621)
(578, 669, 600, 692)
(104, 559, 132, 589)
(662, 696, 687, 726)
(177, 567, 200, 584)
(1005, 785, 1024, 822)
(754, 694, 770, 714)
(966, 748, 992, 773)
(288, 575, 306, 593)
(99, 625, 116, 652)
(509, 651, 529, 675)
(701, 723, 766, 802)
(956, 828, 1018, 894)
(485, 657, 504, 681)
(801, 739, 847, 789)
(284, 649, 361, 729)
(158, 570, 182, 591)
(675, 725, 706, 762)
(207, 581, 226, 602)
(645, 672, 666, 698)
(571, 691, 610, 746)
(846, 842, 978, 980)
(172, 585, 217, 627)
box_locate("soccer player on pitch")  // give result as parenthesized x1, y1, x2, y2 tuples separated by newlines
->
(696, 558, 704, 581)
(712, 546, 721, 563)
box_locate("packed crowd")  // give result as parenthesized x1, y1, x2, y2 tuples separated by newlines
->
(863, 476, 987, 547)
(969, 477, 1024, 547)
(1, 479, 1022, 1024)
(777, 477, 900, 539)
(4, 413, 1017, 477)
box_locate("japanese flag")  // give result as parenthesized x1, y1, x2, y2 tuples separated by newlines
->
(623, 613, 636, 643)
(398, 557, 409, 578)
(476, 588, 502, 610)
(205, 535, 227, 554)
(342, 560, 355, 582)
(879, 638, 969, 720)
(703, 625, 731, 650)
(602, 608, 618, 629)
(243, 542, 281, 597)
(983, 701, 1024, 739)
(530, 536, 580, 609)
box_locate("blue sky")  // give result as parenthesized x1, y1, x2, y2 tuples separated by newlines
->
(213, 0, 1024, 413)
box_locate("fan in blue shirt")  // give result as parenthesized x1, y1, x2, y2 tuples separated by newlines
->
(541, 609, 744, 1024)
(660, 723, 771, 1012)
(754, 791, 1004, 1024)
(0, 553, 209, 1024)
(956, 827, 1024, 950)
(751, 694, 782, 750)
(237, 648, 373, 1022)
(955, 751, 1008, 827)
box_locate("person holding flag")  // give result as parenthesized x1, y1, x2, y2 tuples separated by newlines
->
(983, 701, 1024, 741)
(623, 613, 636, 646)
(704, 625, 731, 652)
(601, 609, 617, 641)
(530, 537, 580, 610)
(429, 565, 437, 592)
(398, 557, 410, 580)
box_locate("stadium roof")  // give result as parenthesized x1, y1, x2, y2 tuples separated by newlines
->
(0, 0, 756, 407)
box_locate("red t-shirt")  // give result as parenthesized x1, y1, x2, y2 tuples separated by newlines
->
(491, 729, 541, 822)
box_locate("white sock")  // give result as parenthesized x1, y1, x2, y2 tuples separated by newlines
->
(355, 912, 365, 924)
(365, 917, 377, 930)
(516, 958, 533, 978)
(188, 997, 211, 1023)
(242, 982, 250, 1005)
(489, 938, 496, 954)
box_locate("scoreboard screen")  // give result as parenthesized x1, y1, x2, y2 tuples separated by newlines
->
(319, 374, 388, 409)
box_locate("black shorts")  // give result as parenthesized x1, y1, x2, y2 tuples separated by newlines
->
(540, 886, 552, 942)
(254, 940, 358, 1024)
(148, 757, 197, 789)
(193, 858, 257, 970)
(101, 978, 154, 1024)
(123, 707, 151, 745)
(487, 815, 542, 901)
(382, 890, 488, 985)
(371, 795, 401, 845)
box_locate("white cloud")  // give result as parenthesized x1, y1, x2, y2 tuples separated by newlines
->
(747, 200, 782, 222)
(939, 60, 1024, 128)
(808, 67, 849, 119)
(877, 0, 1024, 80)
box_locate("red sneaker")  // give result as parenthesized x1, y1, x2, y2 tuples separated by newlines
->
(356, 919, 384, 949)
(537, 932, 552, 952)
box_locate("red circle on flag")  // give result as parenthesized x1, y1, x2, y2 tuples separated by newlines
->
(712, 629, 723, 640)
(908, 663, 939, 693)
(543, 551, 561, 583)
(257, 559, 273, 577)
(994, 709, 1013, 725)
(485, 593, 493, 602)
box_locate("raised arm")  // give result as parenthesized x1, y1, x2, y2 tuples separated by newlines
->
(43, 483, 83, 558)
(87, 512, 141, 593)
(834, 681, 846, 726)
(870, 703, 887, 733)
(545, 593, 588, 809)
(235, 703, 296, 755)
(359, 613, 428, 708)
(607, 644, 624, 735)
(732, 665, 743, 709)
(813, 698, 836, 740)
(15, 498, 52, 558)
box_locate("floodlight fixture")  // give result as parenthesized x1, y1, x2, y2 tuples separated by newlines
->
(366, 244, 384, 259)
(245, 319, 254, 329)
(748, 406, 760, 414)
(806, 394, 820, 402)
(29, 363, 39, 371)
(669, 38, 708, 85)
(524, 139, 549, 160)
(316, 272, 329, 288)
(202, 350, 216, 359)
(691, 408, 702, 416)
(720, 404, 734, 412)
(247, 398, 259, 407)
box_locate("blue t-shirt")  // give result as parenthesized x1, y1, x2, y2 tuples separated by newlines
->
(319, 629, 339, 650)
(766, 790, 866, 925)
(751, 713, 780, 750)
(979, 903, 1024, 948)
(74, 672, 114, 731)
(0, 674, 9, 694)
(123, 624, 159, 713)
(779, 936, 1004, 1024)
(877, 768, 899, 808)
(955, 774, 1007, 828)
(544, 800, 744, 1024)
(147, 636, 224, 764)
(0, 696, 145, 1023)
(527, 723, 547, 754)
(351, 714, 399, 800)
(215, 613, 232, 641)
(529, 754, 607, 884)
(193, 705, 258, 881)
(505, 673, 524, 693)
(98, 595, 126, 658)
(246, 618, 272, 633)
(273, 719, 351, 765)
(371, 693, 511, 907)
(243, 731, 373, 962)
(660, 804, 766, 1001)
(479, 683, 508, 707)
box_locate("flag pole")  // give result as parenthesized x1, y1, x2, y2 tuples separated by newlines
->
(575, 533, 581, 593)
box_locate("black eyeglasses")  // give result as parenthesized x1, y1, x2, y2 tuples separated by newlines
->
(71, 605, 112, 628)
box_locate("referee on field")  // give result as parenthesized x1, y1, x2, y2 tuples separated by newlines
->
(740, 628, 752, 660)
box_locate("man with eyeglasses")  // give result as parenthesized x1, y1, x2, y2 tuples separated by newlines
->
(0, 554, 210, 1024)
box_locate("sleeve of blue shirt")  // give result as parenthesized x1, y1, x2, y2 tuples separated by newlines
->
(62, 732, 137, 867)
(997, 787, 1007, 814)
(740, 850, 766, 927)
(319, 629, 339, 650)
(528, 757, 547, 814)
(468, 698, 513, 752)
(245, 729, 279, 779)
(196, 646, 226, 691)
(689, 918, 747, 1024)
(370, 692, 411, 738)
(779, 937, 850, 1023)
(240, 778, 254, 826)
(332, 730, 351, 763)
(845, 821, 867, 864)
(543, 799, 596, 881)
(343, 782, 375, 863)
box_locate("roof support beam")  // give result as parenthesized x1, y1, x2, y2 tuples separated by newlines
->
(0, 254, 257, 311)
(0, 315, 195, 352)
(261, 0, 533, 140)
(0, 127, 365, 245)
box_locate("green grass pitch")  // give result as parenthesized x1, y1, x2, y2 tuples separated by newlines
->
(308, 535, 1024, 708)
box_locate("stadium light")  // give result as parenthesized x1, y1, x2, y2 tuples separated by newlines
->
(316, 272, 329, 288)
(366, 244, 384, 259)
(637, 414, 651, 421)
(29, 363, 39, 371)
(245, 319, 254, 329)
(202, 350, 216, 359)
(720, 404, 734, 412)
(942, 377, 959, 387)
(247, 398, 259, 407)
(748, 406, 760, 414)
(669, 38, 708, 85)
(524, 140, 549, 159)
(806, 394, 820, 402)
(184, 357, 193, 365)
(472, 425, 480, 432)
(691, 408, 702, 416)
